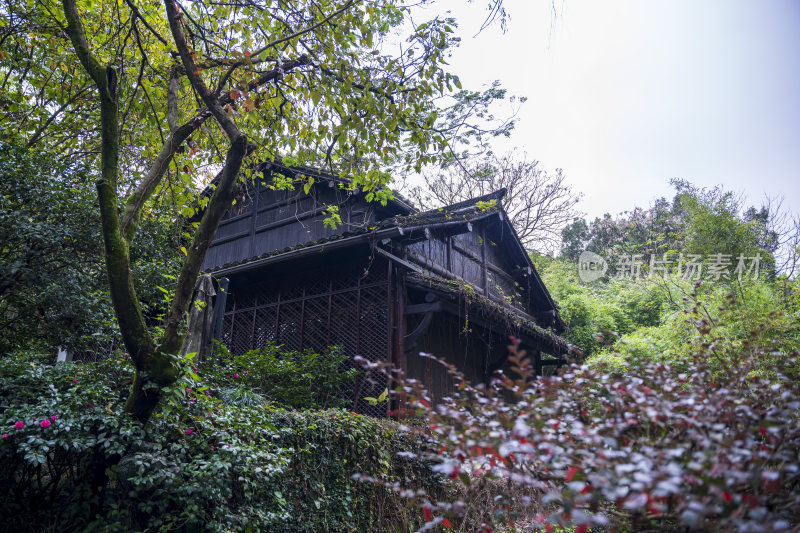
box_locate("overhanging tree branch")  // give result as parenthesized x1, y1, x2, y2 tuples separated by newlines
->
(159, 0, 251, 355)
(119, 57, 309, 242)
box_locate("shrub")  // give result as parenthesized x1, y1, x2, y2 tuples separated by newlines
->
(205, 342, 360, 409)
(368, 304, 800, 532)
(0, 350, 438, 532)
(0, 353, 146, 531)
(268, 409, 443, 532)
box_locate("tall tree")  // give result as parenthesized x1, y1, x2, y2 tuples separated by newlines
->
(559, 179, 791, 280)
(2, 0, 475, 424)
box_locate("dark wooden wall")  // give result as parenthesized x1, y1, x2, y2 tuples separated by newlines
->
(408, 313, 507, 404)
(203, 172, 388, 271)
(221, 255, 392, 417)
(404, 218, 535, 315)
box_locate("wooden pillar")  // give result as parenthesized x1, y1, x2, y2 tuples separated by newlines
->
(211, 277, 229, 342)
(481, 227, 489, 296)
(392, 265, 407, 417)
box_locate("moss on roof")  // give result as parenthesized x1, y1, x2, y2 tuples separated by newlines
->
(405, 272, 577, 357)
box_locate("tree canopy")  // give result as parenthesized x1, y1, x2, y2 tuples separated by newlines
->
(1, 0, 500, 425)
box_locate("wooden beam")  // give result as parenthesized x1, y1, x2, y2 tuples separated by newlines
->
(212, 229, 250, 247)
(446, 236, 453, 272)
(404, 301, 442, 315)
(211, 277, 229, 343)
(404, 308, 436, 349)
(248, 180, 260, 257)
(393, 269, 407, 417)
(375, 247, 425, 275)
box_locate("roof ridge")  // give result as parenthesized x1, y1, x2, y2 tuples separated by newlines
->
(419, 188, 507, 215)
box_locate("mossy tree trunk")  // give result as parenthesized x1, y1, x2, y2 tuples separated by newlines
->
(61, 0, 248, 427)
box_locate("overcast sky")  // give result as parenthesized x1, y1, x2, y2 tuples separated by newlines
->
(420, 0, 800, 221)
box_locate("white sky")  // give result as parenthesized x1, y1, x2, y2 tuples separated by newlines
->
(418, 0, 800, 220)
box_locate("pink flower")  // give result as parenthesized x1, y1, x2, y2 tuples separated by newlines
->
(232, 374, 239, 379)
(40, 419, 51, 429)
(50, 415, 57, 421)
(243, 371, 248, 375)
(14, 421, 23, 430)
(72, 379, 77, 383)
(186, 429, 193, 435)
(2, 434, 8, 439)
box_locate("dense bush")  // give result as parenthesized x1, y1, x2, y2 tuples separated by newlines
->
(204, 342, 360, 409)
(599, 281, 800, 378)
(0, 142, 184, 355)
(0, 142, 110, 353)
(0, 350, 439, 532)
(373, 306, 800, 532)
(538, 254, 800, 362)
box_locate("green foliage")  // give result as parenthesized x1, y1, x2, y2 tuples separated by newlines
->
(0, 353, 146, 530)
(560, 179, 780, 278)
(0, 142, 112, 353)
(541, 252, 800, 363)
(604, 279, 800, 377)
(0, 142, 184, 354)
(206, 342, 360, 410)
(539, 259, 653, 356)
(1, 0, 486, 203)
(0, 351, 440, 532)
(268, 409, 442, 532)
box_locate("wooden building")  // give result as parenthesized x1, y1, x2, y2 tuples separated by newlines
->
(201, 161, 579, 416)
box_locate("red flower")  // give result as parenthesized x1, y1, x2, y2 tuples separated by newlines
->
(442, 518, 452, 529)
(423, 505, 432, 521)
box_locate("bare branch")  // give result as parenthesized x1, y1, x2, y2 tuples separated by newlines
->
(406, 151, 582, 252)
(25, 85, 91, 148)
(123, 0, 170, 47)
